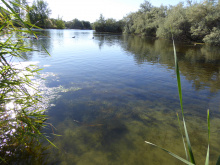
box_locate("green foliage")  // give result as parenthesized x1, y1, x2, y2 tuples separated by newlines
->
(203, 27, 220, 45)
(93, 14, 125, 33)
(187, 1, 220, 42)
(0, 0, 56, 163)
(124, 3, 167, 37)
(157, 3, 191, 40)
(53, 16, 65, 29)
(139, 0, 153, 12)
(65, 18, 92, 29)
(81, 20, 92, 29)
(27, 0, 51, 28)
(123, 0, 220, 45)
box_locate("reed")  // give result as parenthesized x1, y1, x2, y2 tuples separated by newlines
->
(145, 38, 215, 165)
(0, 0, 56, 163)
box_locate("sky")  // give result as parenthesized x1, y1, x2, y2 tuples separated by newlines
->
(30, 0, 180, 23)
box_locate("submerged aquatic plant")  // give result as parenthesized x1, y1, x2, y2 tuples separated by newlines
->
(0, 0, 56, 163)
(145, 37, 219, 164)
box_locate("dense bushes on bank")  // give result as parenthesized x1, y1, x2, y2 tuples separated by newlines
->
(65, 19, 92, 29)
(93, 14, 125, 33)
(123, 0, 220, 45)
(9, 0, 220, 44)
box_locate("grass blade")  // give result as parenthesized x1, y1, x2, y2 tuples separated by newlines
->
(177, 113, 189, 161)
(1, 0, 38, 39)
(172, 37, 195, 164)
(145, 141, 195, 165)
(205, 110, 210, 165)
(41, 43, 51, 56)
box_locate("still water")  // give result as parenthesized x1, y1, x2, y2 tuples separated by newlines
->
(22, 29, 220, 164)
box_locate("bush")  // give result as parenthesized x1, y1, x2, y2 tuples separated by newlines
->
(203, 27, 220, 45)
(93, 14, 125, 33)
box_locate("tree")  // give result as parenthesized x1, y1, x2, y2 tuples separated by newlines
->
(123, 0, 220, 44)
(93, 14, 125, 33)
(186, 1, 220, 42)
(11, 0, 27, 19)
(65, 19, 92, 29)
(156, 3, 191, 40)
(93, 14, 106, 32)
(55, 16, 65, 29)
(139, 0, 153, 12)
(72, 18, 83, 29)
(27, 0, 51, 28)
(124, 5, 166, 37)
(81, 20, 92, 29)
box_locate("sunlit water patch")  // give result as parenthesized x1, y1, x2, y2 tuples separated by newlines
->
(0, 61, 82, 150)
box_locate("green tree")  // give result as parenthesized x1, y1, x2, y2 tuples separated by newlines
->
(81, 20, 92, 29)
(71, 18, 83, 29)
(64, 20, 71, 28)
(156, 3, 191, 40)
(139, 0, 153, 12)
(124, 3, 166, 37)
(123, 0, 220, 44)
(65, 19, 92, 29)
(93, 14, 106, 32)
(93, 14, 124, 33)
(203, 27, 220, 45)
(27, 0, 51, 28)
(186, 1, 220, 42)
(55, 16, 65, 29)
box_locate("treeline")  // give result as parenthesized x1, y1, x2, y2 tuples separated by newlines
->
(65, 19, 92, 29)
(93, 14, 125, 33)
(8, 0, 92, 29)
(93, 0, 220, 45)
(123, 0, 220, 45)
(8, 0, 220, 45)
(27, 0, 92, 29)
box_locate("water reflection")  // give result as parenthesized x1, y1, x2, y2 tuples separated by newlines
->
(18, 30, 52, 61)
(119, 35, 220, 93)
(93, 33, 122, 49)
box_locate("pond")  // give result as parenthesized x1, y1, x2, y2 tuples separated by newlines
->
(21, 29, 220, 164)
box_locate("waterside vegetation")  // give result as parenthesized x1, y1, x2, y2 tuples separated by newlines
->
(1, 0, 220, 164)
(93, 14, 125, 33)
(8, 0, 92, 30)
(123, 0, 220, 45)
(6, 0, 220, 45)
(93, 0, 220, 45)
(0, 0, 56, 163)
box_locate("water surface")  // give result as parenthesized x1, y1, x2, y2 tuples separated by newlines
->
(21, 29, 220, 164)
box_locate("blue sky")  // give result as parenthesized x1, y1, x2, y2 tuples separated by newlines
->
(32, 0, 181, 22)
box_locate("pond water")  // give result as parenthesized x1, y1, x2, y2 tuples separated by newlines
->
(22, 29, 220, 164)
